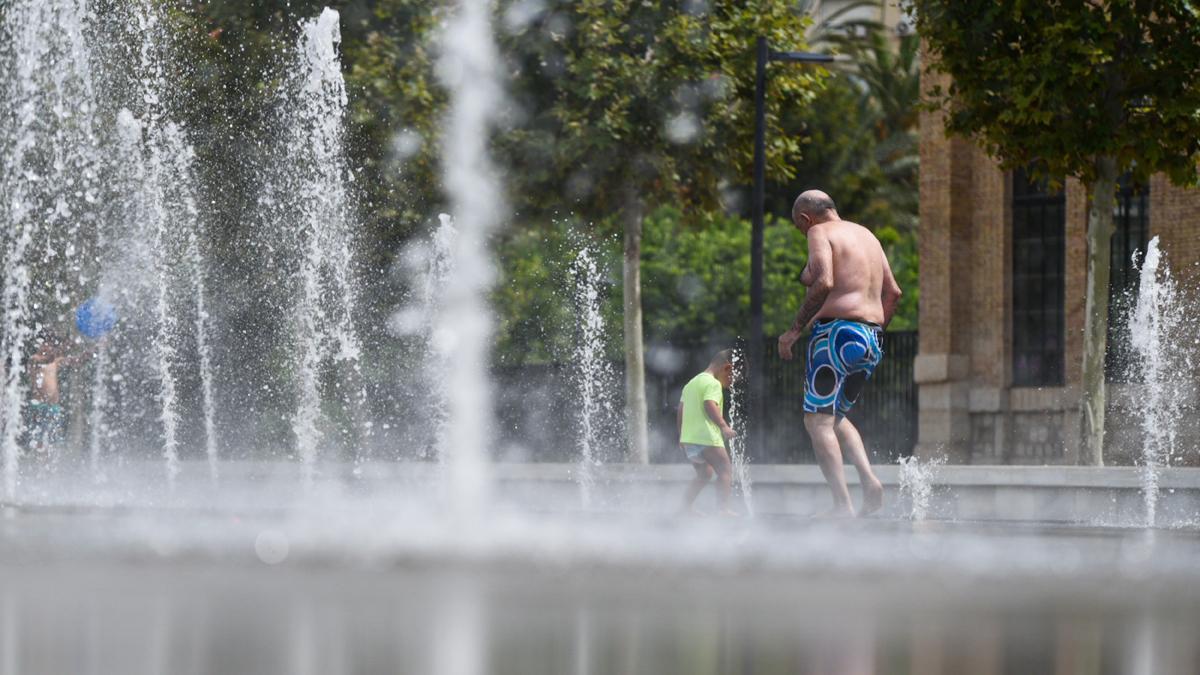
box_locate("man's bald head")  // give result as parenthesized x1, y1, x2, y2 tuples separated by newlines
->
(791, 190, 837, 228)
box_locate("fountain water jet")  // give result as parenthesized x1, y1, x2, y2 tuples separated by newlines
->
(568, 245, 619, 507)
(263, 8, 372, 482)
(727, 348, 754, 515)
(87, 341, 111, 478)
(1128, 236, 1194, 527)
(435, 0, 508, 518)
(0, 0, 104, 497)
(102, 2, 220, 486)
(386, 212, 459, 460)
(423, 214, 459, 461)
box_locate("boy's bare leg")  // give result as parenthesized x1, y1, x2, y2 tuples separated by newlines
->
(701, 447, 735, 515)
(835, 416, 884, 516)
(804, 413, 855, 517)
(681, 462, 713, 514)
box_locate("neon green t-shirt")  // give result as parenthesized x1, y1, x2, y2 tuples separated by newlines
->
(679, 372, 725, 447)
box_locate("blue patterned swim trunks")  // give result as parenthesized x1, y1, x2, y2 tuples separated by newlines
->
(803, 318, 884, 417)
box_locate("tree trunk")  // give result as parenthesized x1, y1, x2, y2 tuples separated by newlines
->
(1079, 156, 1118, 466)
(622, 194, 649, 464)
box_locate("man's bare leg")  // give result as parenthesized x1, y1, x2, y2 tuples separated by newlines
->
(804, 413, 854, 517)
(835, 416, 884, 516)
(680, 462, 713, 514)
(702, 447, 736, 516)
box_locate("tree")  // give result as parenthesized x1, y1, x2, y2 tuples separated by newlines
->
(910, 1, 1200, 464)
(782, 2, 919, 233)
(498, 0, 822, 462)
(771, 29, 920, 232)
(641, 206, 810, 346)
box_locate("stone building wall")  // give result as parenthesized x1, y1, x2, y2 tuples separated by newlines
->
(916, 63, 1200, 465)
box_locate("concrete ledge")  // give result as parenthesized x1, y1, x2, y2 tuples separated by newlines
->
(483, 463, 1199, 526)
(197, 459, 1200, 493)
(14, 460, 1199, 528)
(483, 462, 1200, 489)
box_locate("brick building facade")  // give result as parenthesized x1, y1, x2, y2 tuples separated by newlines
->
(916, 71, 1200, 465)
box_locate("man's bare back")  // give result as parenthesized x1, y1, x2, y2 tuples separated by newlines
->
(803, 220, 889, 326)
(783, 221, 900, 354)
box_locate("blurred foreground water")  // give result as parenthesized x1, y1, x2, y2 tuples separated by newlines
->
(1, 463, 1199, 675)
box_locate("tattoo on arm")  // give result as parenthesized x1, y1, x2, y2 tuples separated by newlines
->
(791, 286, 830, 334)
(790, 226, 833, 335)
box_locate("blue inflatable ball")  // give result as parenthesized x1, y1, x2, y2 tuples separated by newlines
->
(75, 297, 117, 339)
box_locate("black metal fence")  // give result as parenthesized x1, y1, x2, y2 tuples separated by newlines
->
(494, 331, 918, 464)
(756, 331, 917, 463)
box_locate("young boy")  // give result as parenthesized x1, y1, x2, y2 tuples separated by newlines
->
(677, 349, 737, 516)
(24, 331, 90, 454)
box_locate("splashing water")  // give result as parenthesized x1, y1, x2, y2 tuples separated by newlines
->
(0, 0, 103, 497)
(727, 349, 754, 516)
(898, 454, 943, 521)
(392, 213, 458, 460)
(87, 340, 111, 478)
(568, 245, 618, 507)
(187, 225, 219, 481)
(0, 0, 222, 491)
(435, 0, 507, 518)
(107, 2, 220, 487)
(427, 214, 460, 462)
(1128, 236, 1194, 527)
(115, 108, 183, 485)
(264, 8, 371, 483)
(3, 1, 377, 491)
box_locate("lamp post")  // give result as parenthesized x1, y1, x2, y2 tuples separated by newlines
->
(748, 38, 834, 463)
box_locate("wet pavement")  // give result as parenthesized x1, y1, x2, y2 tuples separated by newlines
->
(2, 493, 1199, 674)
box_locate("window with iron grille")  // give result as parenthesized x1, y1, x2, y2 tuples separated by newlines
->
(1011, 168, 1066, 387)
(1106, 174, 1149, 381)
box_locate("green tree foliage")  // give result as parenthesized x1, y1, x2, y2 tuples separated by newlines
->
(909, 0, 1200, 464)
(491, 221, 622, 366)
(340, 0, 444, 256)
(498, 0, 822, 217)
(640, 205, 917, 343)
(641, 206, 808, 347)
(170, 0, 443, 266)
(772, 7, 919, 235)
(874, 222, 918, 330)
(766, 20, 920, 328)
(168, 1, 916, 365)
(489, 203, 916, 365)
(911, 1, 1200, 187)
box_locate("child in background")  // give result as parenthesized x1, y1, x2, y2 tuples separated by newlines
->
(25, 331, 91, 454)
(677, 349, 737, 516)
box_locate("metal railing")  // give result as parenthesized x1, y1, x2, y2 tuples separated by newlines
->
(493, 331, 918, 464)
(654, 333, 918, 464)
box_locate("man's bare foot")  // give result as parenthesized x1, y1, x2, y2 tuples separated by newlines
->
(859, 479, 884, 517)
(717, 508, 741, 518)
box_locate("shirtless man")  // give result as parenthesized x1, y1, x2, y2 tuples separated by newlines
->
(777, 190, 902, 517)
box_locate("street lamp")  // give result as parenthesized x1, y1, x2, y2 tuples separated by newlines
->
(748, 37, 834, 463)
